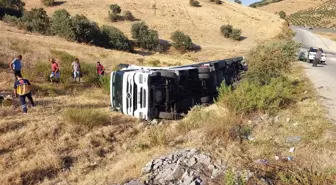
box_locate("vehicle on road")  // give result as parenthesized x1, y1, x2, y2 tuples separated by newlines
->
(110, 57, 247, 120)
(307, 47, 326, 64)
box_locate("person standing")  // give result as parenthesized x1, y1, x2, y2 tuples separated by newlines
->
(96, 61, 105, 76)
(13, 74, 35, 113)
(313, 48, 322, 67)
(9, 55, 22, 81)
(72, 58, 81, 82)
(50, 58, 60, 82)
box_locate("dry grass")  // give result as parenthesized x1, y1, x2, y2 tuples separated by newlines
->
(315, 32, 336, 41)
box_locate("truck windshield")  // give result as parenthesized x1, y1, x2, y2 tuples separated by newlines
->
(112, 71, 124, 111)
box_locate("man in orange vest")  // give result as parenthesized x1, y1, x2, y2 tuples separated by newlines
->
(13, 74, 35, 113)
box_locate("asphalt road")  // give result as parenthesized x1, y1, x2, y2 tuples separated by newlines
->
(293, 27, 336, 122)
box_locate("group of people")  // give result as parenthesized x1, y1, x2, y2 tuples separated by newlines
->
(8, 54, 106, 113)
(50, 58, 106, 82)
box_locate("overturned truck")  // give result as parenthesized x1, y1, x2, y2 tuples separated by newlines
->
(110, 57, 247, 120)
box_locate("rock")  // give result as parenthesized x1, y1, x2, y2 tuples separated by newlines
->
(142, 160, 154, 174)
(186, 157, 197, 167)
(151, 119, 159, 125)
(156, 168, 174, 183)
(274, 116, 280, 123)
(196, 153, 211, 165)
(287, 136, 301, 143)
(255, 159, 268, 165)
(139, 149, 225, 185)
(286, 117, 291, 123)
(122, 180, 144, 185)
(260, 114, 269, 121)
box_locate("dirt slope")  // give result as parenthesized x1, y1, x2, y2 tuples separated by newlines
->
(258, 0, 326, 15)
(23, 0, 285, 56)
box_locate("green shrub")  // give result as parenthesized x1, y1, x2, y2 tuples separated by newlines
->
(63, 108, 110, 128)
(21, 8, 51, 35)
(98, 75, 110, 94)
(131, 22, 159, 50)
(123, 10, 134, 21)
(41, 0, 54, 6)
(220, 24, 232, 38)
(71, 15, 100, 43)
(0, 0, 25, 18)
(217, 40, 300, 115)
(221, 24, 242, 41)
(230, 28, 241, 40)
(171, 30, 193, 52)
(218, 77, 298, 114)
(100, 25, 133, 51)
(131, 22, 148, 39)
(215, 0, 222, 4)
(109, 12, 122, 22)
(147, 59, 160, 66)
(279, 11, 286, 19)
(2, 14, 19, 26)
(189, 0, 200, 7)
(109, 4, 121, 14)
(245, 40, 299, 84)
(51, 9, 75, 41)
(234, 0, 242, 4)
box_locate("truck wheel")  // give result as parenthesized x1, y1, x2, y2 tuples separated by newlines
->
(198, 67, 210, 74)
(159, 71, 177, 79)
(159, 112, 175, 120)
(201, 103, 209, 107)
(200, 96, 211, 103)
(199, 73, 210, 79)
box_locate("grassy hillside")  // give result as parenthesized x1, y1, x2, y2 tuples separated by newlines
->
(1, 1, 336, 185)
(21, 0, 284, 55)
(287, 0, 336, 28)
(258, 0, 327, 16)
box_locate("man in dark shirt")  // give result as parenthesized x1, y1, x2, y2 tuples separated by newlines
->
(13, 74, 35, 113)
(9, 55, 23, 81)
(313, 48, 322, 67)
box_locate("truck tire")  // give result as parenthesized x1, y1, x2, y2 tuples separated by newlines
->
(159, 71, 177, 79)
(201, 103, 209, 107)
(198, 67, 210, 74)
(199, 73, 210, 79)
(159, 112, 175, 119)
(200, 96, 211, 103)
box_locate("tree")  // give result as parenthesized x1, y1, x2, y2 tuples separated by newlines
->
(100, 25, 133, 51)
(220, 24, 232, 38)
(72, 15, 100, 43)
(230, 28, 241, 40)
(234, 0, 242, 4)
(189, 0, 200, 7)
(0, 0, 25, 10)
(109, 4, 121, 14)
(171, 30, 193, 52)
(51, 9, 75, 41)
(41, 0, 54, 6)
(131, 22, 159, 50)
(21, 8, 51, 35)
(279, 11, 286, 19)
(0, 0, 25, 18)
(131, 22, 149, 39)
